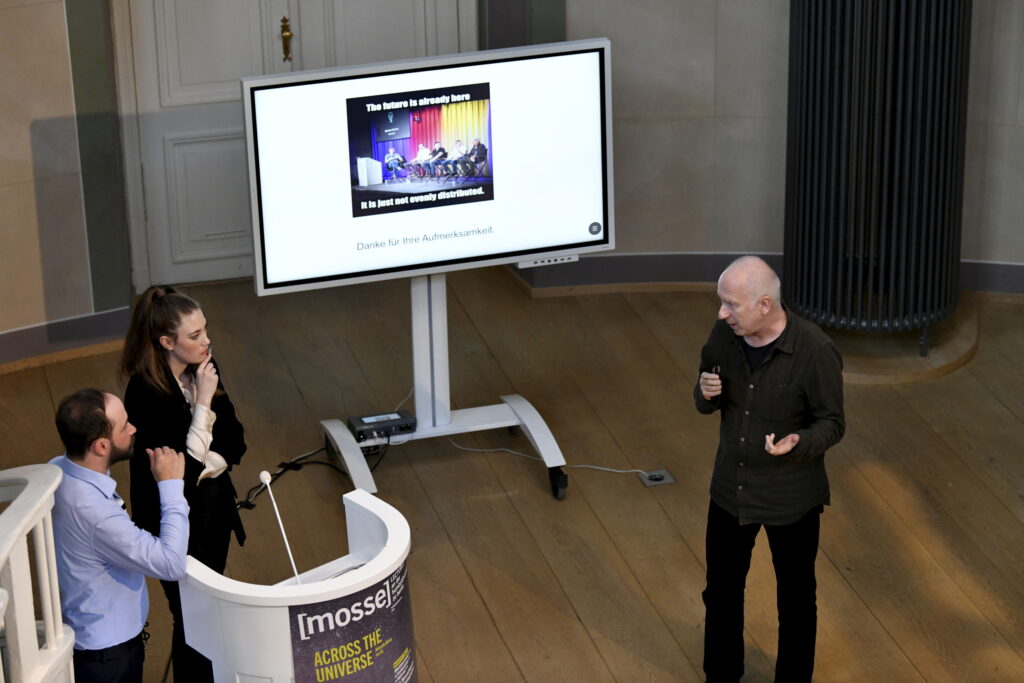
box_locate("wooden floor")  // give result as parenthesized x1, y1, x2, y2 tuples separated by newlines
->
(3, 267, 1024, 682)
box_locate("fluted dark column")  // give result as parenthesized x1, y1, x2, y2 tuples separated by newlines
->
(783, 0, 972, 341)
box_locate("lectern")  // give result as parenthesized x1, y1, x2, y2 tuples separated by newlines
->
(179, 489, 415, 682)
(356, 157, 383, 187)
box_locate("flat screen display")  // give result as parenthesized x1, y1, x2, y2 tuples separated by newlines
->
(243, 38, 613, 295)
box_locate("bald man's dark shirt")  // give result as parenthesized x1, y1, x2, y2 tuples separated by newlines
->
(694, 311, 845, 525)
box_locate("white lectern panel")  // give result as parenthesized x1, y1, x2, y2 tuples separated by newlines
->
(179, 489, 414, 682)
(356, 157, 383, 187)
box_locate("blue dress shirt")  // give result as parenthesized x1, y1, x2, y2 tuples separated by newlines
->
(50, 455, 189, 650)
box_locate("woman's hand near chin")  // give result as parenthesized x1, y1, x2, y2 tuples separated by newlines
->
(195, 356, 219, 407)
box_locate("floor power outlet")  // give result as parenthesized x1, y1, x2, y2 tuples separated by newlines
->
(637, 468, 676, 488)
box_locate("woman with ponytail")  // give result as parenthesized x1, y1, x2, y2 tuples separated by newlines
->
(120, 286, 246, 682)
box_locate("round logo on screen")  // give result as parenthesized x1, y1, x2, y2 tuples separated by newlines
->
(588, 222, 601, 235)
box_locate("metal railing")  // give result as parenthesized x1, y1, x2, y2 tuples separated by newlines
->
(0, 465, 74, 683)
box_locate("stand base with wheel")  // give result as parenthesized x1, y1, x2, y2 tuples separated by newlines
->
(322, 273, 568, 499)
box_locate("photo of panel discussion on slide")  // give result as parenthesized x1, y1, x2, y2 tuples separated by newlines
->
(348, 84, 492, 217)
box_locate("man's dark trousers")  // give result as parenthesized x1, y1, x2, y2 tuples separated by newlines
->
(72, 632, 145, 683)
(702, 500, 821, 683)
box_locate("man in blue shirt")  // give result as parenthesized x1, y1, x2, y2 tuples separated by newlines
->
(384, 146, 405, 181)
(51, 389, 190, 683)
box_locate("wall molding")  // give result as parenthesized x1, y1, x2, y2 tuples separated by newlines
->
(154, 0, 265, 107)
(513, 253, 1024, 296)
(3, 256, 1021, 368)
(513, 252, 783, 289)
(0, 307, 129, 369)
(163, 130, 251, 263)
(960, 259, 1024, 294)
(110, 0, 151, 293)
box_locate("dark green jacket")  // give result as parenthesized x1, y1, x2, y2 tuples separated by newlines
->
(694, 312, 845, 525)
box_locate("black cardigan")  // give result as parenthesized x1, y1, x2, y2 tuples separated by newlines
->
(125, 363, 246, 567)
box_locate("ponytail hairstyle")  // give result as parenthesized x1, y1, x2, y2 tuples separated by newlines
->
(120, 285, 202, 394)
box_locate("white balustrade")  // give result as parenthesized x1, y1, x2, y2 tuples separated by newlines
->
(0, 465, 74, 683)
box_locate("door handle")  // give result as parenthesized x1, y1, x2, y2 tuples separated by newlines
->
(280, 16, 293, 62)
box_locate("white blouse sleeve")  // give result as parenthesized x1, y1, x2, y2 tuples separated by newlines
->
(187, 404, 228, 481)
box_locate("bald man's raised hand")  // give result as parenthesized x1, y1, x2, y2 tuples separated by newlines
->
(765, 432, 800, 456)
(700, 371, 722, 401)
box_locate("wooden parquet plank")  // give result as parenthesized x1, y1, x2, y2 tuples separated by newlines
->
(449, 268, 708, 680)
(329, 275, 615, 681)
(895, 362, 1024, 528)
(622, 289, 723, 378)
(0, 366, 63, 470)
(194, 279, 526, 682)
(624, 289, 926, 681)
(440, 285, 689, 681)
(968, 299, 1024, 424)
(186, 281, 345, 580)
(367, 439, 523, 682)
(976, 296, 1024, 363)
(580, 290, 926, 681)
(6, 277, 1024, 681)
(875, 374, 1024, 665)
(832, 384, 1024, 679)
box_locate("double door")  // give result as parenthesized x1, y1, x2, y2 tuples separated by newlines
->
(124, 0, 476, 286)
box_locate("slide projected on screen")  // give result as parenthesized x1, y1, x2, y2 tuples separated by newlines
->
(347, 83, 493, 217)
(244, 39, 613, 295)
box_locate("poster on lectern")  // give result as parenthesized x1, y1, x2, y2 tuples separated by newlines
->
(289, 564, 416, 682)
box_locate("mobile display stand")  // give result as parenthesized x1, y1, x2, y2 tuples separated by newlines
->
(179, 488, 412, 682)
(321, 273, 569, 499)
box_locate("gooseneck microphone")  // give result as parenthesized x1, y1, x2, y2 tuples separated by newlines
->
(259, 470, 301, 585)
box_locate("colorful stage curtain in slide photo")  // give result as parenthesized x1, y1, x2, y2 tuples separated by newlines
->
(372, 132, 413, 164)
(441, 100, 491, 155)
(368, 106, 440, 164)
(372, 101, 491, 167)
(409, 106, 443, 154)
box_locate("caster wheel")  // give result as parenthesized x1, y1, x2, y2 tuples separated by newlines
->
(549, 467, 568, 500)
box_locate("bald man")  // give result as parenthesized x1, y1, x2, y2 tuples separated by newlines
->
(695, 256, 845, 682)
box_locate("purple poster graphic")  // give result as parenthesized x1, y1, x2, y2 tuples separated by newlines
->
(289, 563, 416, 683)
